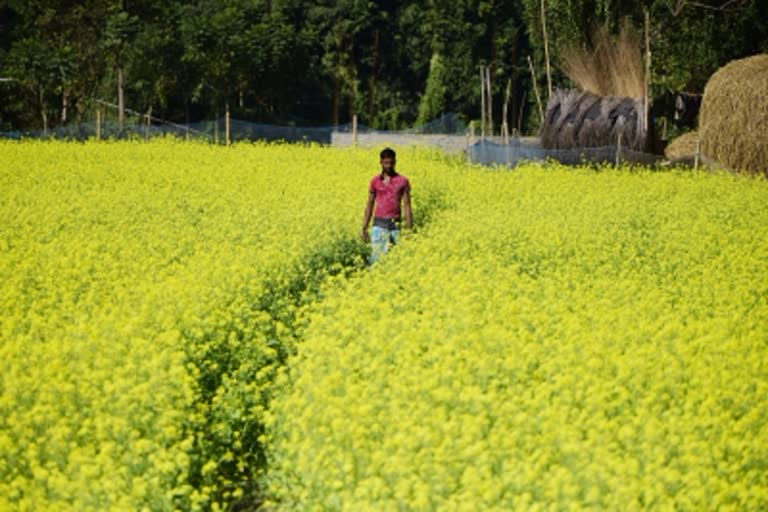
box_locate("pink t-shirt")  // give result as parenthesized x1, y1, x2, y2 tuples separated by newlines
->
(369, 173, 410, 219)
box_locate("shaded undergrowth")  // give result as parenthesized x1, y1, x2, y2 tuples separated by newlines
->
(179, 237, 367, 510)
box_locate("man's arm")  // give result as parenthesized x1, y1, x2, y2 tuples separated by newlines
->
(362, 191, 375, 242)
(403, 188, 413, 230)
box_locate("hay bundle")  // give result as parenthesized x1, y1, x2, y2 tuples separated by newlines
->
(699, 54, 768, 175)
(664, 131, 699, 160)
(559, 21, 645, 99)
(541, 89, 646, 150)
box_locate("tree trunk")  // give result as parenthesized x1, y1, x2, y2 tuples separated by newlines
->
(39, 88, 47, 135)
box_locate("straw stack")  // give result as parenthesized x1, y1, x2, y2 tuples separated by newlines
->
(664, 131, 699, 161)
(541, 89, 646, 150)
(699, 54, 768, 175)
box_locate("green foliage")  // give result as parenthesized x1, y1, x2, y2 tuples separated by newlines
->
(0, 0, 766, 132)
(416, 53, 448, 126)
(521, 0, 768, 96)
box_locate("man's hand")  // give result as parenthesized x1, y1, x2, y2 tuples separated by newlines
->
(361, 227, 370, 243)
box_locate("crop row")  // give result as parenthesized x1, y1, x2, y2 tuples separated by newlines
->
(266, 165, 768, 510)
(0, 140, 449, 510)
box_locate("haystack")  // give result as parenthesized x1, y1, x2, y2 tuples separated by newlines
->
(699, 54, 768, 175)
(543, 23, 648, 151)
(664, 131, 699, 160)
(541, 89, 646, 150)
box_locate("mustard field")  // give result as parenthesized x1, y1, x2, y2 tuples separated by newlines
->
(1, 140, 766, 511)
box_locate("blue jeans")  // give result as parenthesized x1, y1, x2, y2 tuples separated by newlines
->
(370, 225, 400, 264)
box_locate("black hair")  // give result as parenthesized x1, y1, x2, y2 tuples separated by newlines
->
(380, 147, 396, 159)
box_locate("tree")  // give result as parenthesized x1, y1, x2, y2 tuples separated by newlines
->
(306, 0, 377, 125)
(104, 6, 139, 130)
(416, 52, 448, 125)
(521, 0, 768, 95)
(5, 37, 74, 132)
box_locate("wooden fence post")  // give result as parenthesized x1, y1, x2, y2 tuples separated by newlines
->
(502, 78, 512, 144)
(225, 103, 231, 146)
(466, 120, 475, 162)
(644, 8, 652, 137)
(616, 133, 623, 167)
(96, 109, 102, 140)
(486, 66, 493, 137)
(214, 108, 219, 145)
(518, 90, 527, 134)
(145, 107, 151, 141)
(352, 114, 358, 147)
(480, 66, 486, 138)
(694, 138, 701, 170)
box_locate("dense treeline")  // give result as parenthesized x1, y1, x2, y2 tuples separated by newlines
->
(0, 0, 766, 133)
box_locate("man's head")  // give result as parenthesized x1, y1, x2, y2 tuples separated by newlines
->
(380, 147, 396, 175)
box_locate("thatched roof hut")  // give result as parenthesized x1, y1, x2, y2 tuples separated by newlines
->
(541, 89, 647, 151)
(699, 54, 768, 175)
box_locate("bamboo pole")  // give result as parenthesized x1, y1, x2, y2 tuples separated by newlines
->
(502, 78, 512, 144)
(467, 120, 475, 162)
(352, 114, 358, 147)
(528, 56, 544, 126)
(518, 90, 527, 134)
(541, 0, 552, 99)
(117, 65, 125, 132)
(40, 88, 48, 137)
(96, 109, 102, 140)
(616, 133, 623, 167)
(225, 102, 231, 146)
(214, 107, 219, 144)
(480, 66, 486, 137)
(644, 8, 651, 138)
(145, 107, 151, 141)
(694, 138, 701, 170)
(486, 66, 493, 136)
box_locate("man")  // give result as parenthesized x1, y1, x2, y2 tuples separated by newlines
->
(361, 147, 412, 263)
